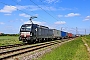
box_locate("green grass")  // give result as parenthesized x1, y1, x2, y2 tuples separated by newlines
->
(0, 36, 23, 46)
(83, 35, 90, 47)
(85, 35, 90, 39)
(38, 37, 89, 60)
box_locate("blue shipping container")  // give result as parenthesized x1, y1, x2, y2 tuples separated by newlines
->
(61, 31, 67, 38)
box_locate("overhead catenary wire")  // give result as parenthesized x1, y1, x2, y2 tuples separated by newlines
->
(39, 0, 62, 21)
(11, 0, 61, 28)
(0, 1, 55, 28)
(30, 0, 88, 35)
(29, 0, 59, 21)
(39, 0, 55, 15)
(0, 0, 75, 33)
(39, 0, 76, 32)
(0, 0, 50, 26)
(11, 0, 48, 23)
(0, 1, 31, 16)
(29, 0, 66, 31)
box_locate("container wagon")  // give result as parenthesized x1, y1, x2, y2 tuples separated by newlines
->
(52, 29, 61, 40)
(61, 31, 67, 39)
(67, 33, 72, 38)
(72, 34, 76, 38)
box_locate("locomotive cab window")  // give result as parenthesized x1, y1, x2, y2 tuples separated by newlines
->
(26, 26, 31, 31)
(20, 25, 32, 32)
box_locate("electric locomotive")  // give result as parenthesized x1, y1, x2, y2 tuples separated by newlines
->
(19, 24, 53, 43)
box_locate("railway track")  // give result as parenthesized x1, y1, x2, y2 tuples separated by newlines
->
(0, 43, 26, 49)
(0, 40, 63, 60)
(0, 39, 73, 60)
(0, 39, 68, 50)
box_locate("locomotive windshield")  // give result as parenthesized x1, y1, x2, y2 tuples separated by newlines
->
(20, 24, 32, 32)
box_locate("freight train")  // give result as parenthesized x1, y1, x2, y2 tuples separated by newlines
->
(19, 24, 75, 43)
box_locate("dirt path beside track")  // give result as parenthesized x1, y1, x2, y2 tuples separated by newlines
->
(82, 37, 90, 57)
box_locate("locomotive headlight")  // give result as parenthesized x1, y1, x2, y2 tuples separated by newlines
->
(30, 33, 32, 36)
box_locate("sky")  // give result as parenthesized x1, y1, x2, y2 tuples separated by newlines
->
(0, 0, 90, 34)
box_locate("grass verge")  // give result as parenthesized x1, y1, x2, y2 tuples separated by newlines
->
(83, 35, 90, 47)
(38, 37, 89, 60)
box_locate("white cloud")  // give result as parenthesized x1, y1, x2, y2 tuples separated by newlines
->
(19, 13, 38, 18)
(83, 16, 90, 21)
(24, 20, 46, 25)
(45, 0, 59, 3)
(0, 5, 75, 14)
(9, 19, 24, 23)
(16, 5, 56, 11)
(59, 7, 78, 11)
(0, 5, 17, 13)
(17, 0, 21, 2)
(33, 14, 38, 17)
(65, 13, 80, 17)
(19, 13, 30, 17)
(16, 5, 40, 11)
(59, 7, 72, 11)
(58, 15, 63, 18)
(55, 21, 66, 24)
(17, 5, 77, 11)
(4, 13, 11, 15)
(0, 22, 5, 25)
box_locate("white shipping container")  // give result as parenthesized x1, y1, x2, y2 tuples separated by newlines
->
(53, 29, 61, 38)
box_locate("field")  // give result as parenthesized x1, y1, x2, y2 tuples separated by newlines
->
(38, 37, 90, 60)
(0, 36, 23, 46)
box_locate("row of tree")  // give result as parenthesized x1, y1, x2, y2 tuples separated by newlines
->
(0, 33, 19, 36)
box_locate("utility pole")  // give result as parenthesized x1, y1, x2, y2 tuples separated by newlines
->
(61, 27, 62, 31)
(85, 29, 86, 36)
(76, 27, 77, 35)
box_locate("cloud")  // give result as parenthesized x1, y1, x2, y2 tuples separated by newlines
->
(19, 13, 31, 17)
(58, 14, 63, 18)
(24, 20, 57, 29)
(65, 13, 80, 17)
(17, 0, 21, 2)
(33, 14, 38, 17)
(17, 5, 77, 11)
(16, 5, 56, 11)
(16, 5, 40, 11)
(0, 5, 17, 13)
(0, 22, 5, 25)
(23, 20, 56, 29)
(19, 13, 38, 18)
(0, 5, 76, 14)
(59, 7, 78, 11)
(9, 19, 24, 23)
(24, 20, 46, 25)
(54, 21, 66, 24)
(45, 0, 60, 3)
(83, 16, 90, 21)
(4, 14, 11, 15)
